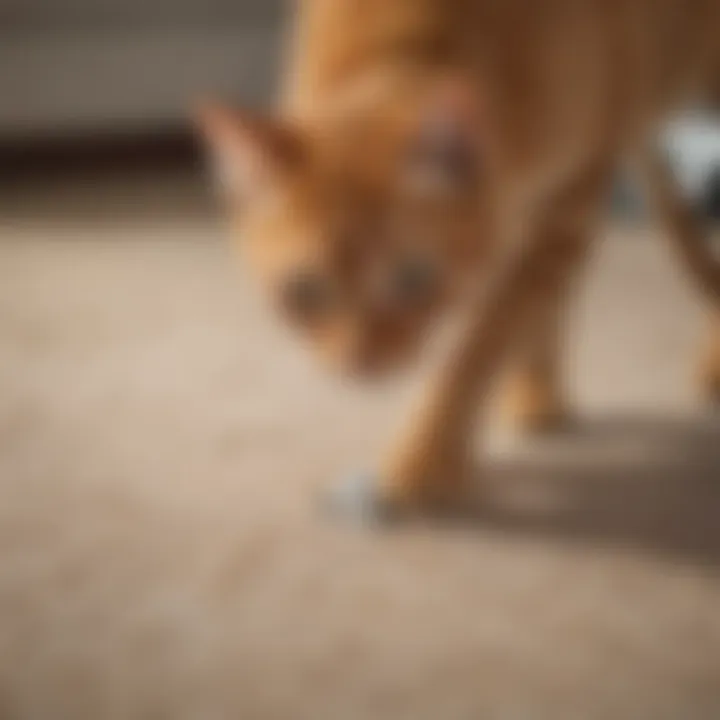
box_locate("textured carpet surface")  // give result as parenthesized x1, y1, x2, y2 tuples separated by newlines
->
(0, 189, 719, 719)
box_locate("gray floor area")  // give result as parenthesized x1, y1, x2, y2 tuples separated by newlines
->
(0, 172, 719, 720)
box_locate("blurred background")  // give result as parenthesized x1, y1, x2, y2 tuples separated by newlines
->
(0, 3, 720, 720)
(0, 0, 283, 139)
(0, 0, 287, 217)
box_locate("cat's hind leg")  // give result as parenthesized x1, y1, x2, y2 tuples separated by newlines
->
(499, 235, 592, 435)
(637, 142, 720, 406)
(698, 316, 720, 405)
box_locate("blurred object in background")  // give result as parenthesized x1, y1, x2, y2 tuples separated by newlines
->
(611, 115, 720, 222)
(665, 115, 720, 218)
(0, 0, 286, 190)
(0, 0, 290, 221)
(707, 169, 720, 220)
(0, 0, 283, 137)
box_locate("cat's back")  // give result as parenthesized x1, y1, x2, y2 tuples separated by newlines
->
(282, 0, 717, 103)
(612, 0, 719, 109)
(279, 0, 719, 160)
(280, 0, 468, 115)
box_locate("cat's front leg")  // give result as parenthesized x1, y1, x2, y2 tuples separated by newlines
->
(500, 238, 591, 435)
(325, 231, 572, 521)
(326, 392, 479, 524)
(326, 442, 474, 525)
(372, 239, 571, 517)
(327, 169, 609, 525)
(698, 315, 720, 405)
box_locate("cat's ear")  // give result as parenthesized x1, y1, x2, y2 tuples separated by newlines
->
(195, 101, 303, 200)
(403, 78, 485, 197)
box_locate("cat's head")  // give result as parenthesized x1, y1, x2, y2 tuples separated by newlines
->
(197, 81, 492, 378)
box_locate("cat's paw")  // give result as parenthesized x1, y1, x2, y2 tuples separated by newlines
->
(321, 468, 480, 527)
(513, 404, 575, 436)
(501, 376, 574, 436)
(699, 365, 720, 407)
(697, 326, 720, 407)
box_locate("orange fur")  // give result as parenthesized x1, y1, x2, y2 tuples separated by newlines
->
(198, 0, 720, 514)
(699, 318, 720, 403)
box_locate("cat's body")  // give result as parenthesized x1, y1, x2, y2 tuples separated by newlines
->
(199, 0, 720, 517)
(283, 0, 718, 202)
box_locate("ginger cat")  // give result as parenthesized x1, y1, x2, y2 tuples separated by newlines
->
(198, 0, 720, 521)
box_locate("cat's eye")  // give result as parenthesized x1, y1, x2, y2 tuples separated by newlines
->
(280, 271, 337, 323)
(391, 256, 439, 305)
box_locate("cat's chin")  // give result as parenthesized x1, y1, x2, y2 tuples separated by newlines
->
(326, 353, 415, 384)
(347, 365, 407, 384)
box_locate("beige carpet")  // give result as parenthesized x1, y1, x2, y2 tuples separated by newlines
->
(1, 179, 719, 719)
